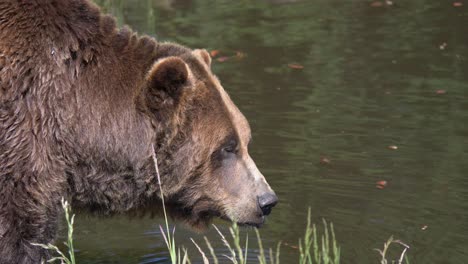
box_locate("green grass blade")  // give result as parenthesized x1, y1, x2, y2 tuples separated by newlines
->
(204, 236, 219, 264)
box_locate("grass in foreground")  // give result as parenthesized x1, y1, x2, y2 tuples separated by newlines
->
(189, 210, 341, 264)
(34, 197, 413, 264)
(151, 147, 341, 264)
(152, 145, 191, 264)
(32, 198, 76, 264)
(374, 236, 410, 264)
(33, 150, 408, 263)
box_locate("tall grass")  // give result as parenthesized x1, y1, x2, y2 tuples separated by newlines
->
(190, 211, 340, 264)
(32, 151, 413, 264)
(298, 209, 340, 264)
(374, 236, 410, 264)
(33, 201, 414, 264)
(32, 195, 411, 264)
(150, 147, 341, 264)
(32, 198, 76, 264)
(152, 144, 191, 264)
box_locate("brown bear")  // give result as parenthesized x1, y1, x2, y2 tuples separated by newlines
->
(0, 0, 278, 263)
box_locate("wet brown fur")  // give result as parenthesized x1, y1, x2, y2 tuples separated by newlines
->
(0, 0, 274, 263)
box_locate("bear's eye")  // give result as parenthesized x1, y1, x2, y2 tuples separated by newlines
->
(222, 139, 238, 154)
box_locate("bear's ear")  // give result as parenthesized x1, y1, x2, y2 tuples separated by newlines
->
(193, 49, 211, 68)
(141, 56, 191, 119)
(146, 56, 189, 99)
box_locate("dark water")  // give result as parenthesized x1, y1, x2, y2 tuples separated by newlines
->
(70, 1, 468, 263)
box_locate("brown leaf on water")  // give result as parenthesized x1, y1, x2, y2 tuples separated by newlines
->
(453, 2, 463, 7)
(216, 56, 230, 62)
(376, 180, 387, 186)
(439, 42, 447, 50)
(376, 180, 387, 189)
(436, 89, 447, 94)
(210, 50, 220, 57)
(319, 156, 331, 165)
(387, 145, 398, 150)
(235, 51, 246, 60)
(288, 63, 304, 69)
(283, 242, 299, 250)
(370, 1, 384, 7)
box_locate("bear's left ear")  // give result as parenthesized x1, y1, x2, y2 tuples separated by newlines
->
(193, 49, 211, 68)
(141, 56, 191, 119)
(146, 56, 190, 99)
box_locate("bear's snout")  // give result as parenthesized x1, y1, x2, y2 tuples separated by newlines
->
(257, 192, 278, 216)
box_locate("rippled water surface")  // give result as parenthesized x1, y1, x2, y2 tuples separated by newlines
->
(71, 1, 468, 263)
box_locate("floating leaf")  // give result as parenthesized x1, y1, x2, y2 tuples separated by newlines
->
(376, 180, 387, 189)
(319, 156, 331, 165)
(370, 1, 384, 7)
(439, 42, 447, 50)
(210, 50, 220, 57)
(216, 56, 230, 62)
(283, 242, 299, 250)
(288, 63, 304, 69)
(234, 51, 246, 60)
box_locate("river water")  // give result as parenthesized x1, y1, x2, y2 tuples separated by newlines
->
(71, 1, 468, 263)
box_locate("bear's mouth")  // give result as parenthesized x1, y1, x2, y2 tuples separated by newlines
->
(236, 220, 264, 228)
(158, 198, 220, 230)
(178, 205, 267, 230)
(161, 191, 270, 230)
(219, 214, 266, 228)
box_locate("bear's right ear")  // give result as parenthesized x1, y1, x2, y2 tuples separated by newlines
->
(193, 49, 211, 68)
(141, 56, 191, 119)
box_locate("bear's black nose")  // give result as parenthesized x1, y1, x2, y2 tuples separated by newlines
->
(258, 193, 278, 216)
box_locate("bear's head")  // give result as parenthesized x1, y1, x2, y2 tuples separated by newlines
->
(138, 44, 277, 228)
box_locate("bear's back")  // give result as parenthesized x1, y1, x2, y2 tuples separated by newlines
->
(0, 0, 105, 104)
(0, 0, 162, 170)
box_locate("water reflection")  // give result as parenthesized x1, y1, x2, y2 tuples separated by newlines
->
(75, 1, 468, 263)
